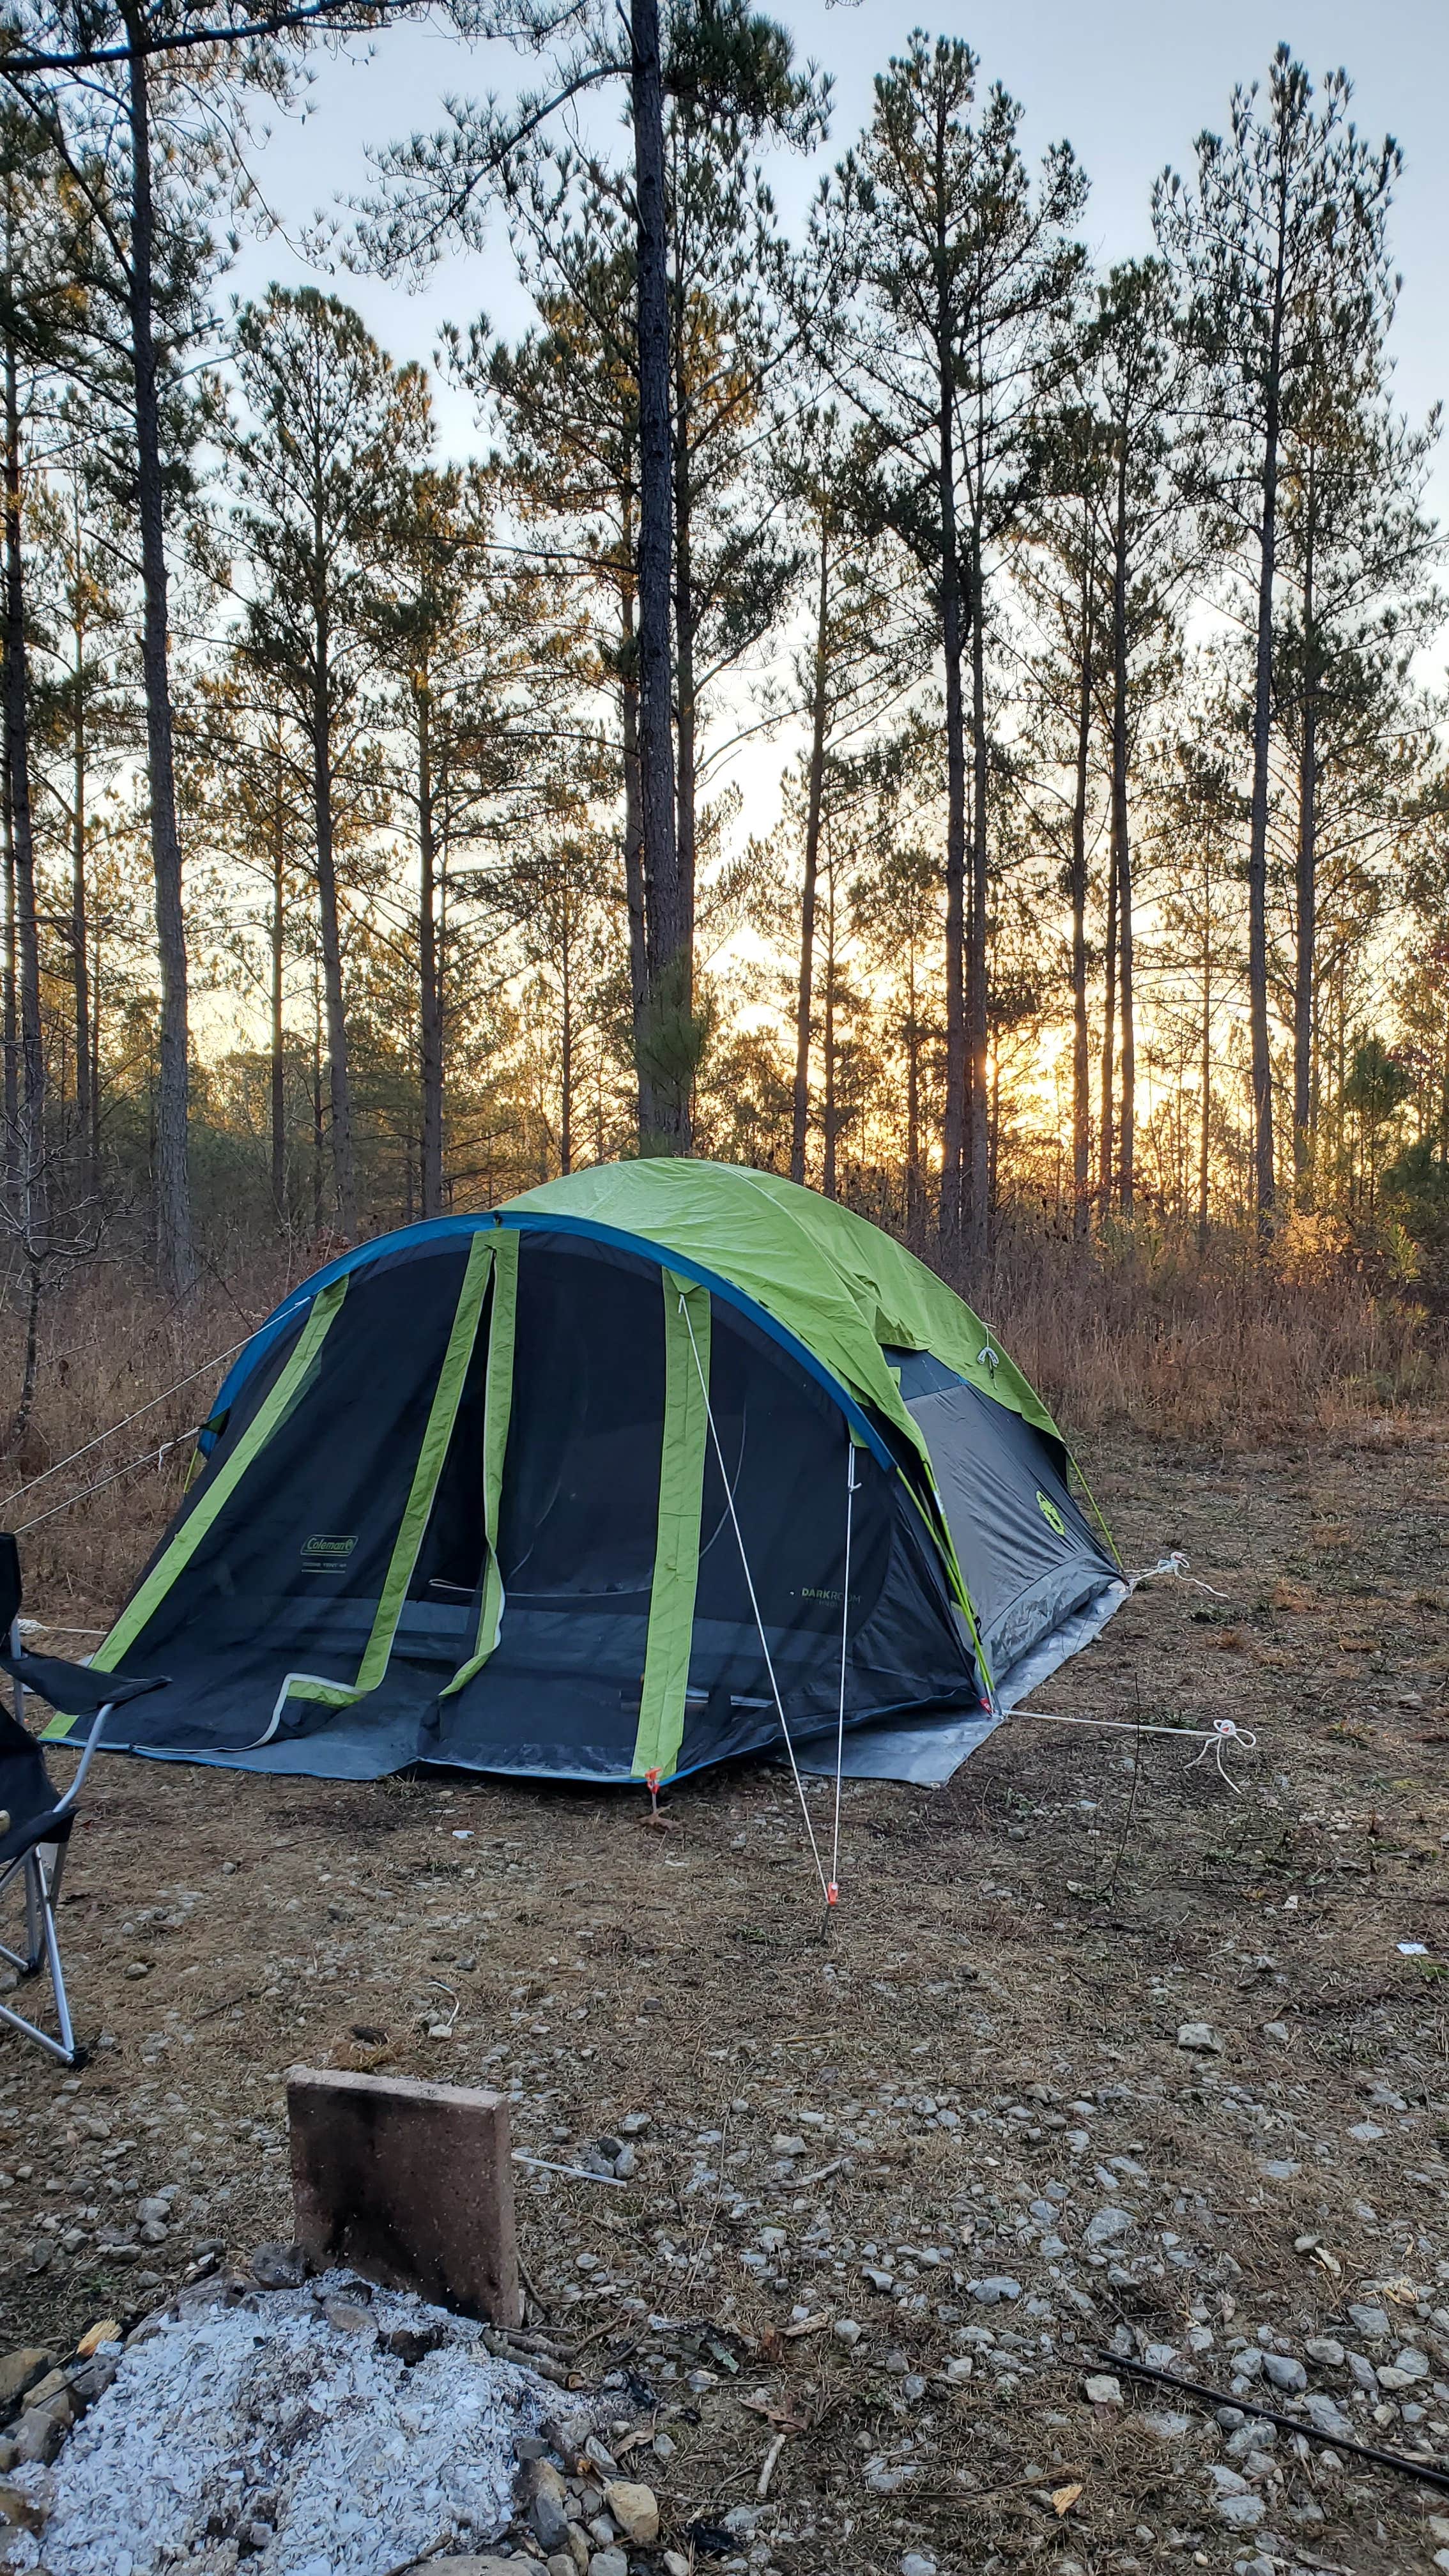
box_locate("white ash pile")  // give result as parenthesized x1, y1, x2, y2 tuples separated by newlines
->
(0, 2265, 552, 2576)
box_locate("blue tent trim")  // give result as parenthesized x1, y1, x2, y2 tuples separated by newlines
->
(206, 1209, 897, 1473)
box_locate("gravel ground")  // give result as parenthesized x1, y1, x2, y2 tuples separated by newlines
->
(2, 1420, 1448, 2576)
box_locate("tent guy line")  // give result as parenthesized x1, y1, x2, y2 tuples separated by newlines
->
(678, 1284, 836, 1908)
(831, 1444, 861, 1903)
(0, 1339, 252, 1516)
(15, 1429, 205, 1535)
(1013, 1706, 1259, 1788)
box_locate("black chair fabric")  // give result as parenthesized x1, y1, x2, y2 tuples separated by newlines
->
(0, 1705, 70, 1866)
(0, 1528, 165, 1718)
(0, 1528, 165, 1866)
(0, 1653, 165, 1717)
(0, 1535, 20, 1642)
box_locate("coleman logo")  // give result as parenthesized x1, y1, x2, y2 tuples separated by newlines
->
(302, 1533, 356, 1561)
(1036, 1491, 1067, 1538)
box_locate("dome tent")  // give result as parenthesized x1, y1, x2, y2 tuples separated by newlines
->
(48, 1162, 1125, 1788)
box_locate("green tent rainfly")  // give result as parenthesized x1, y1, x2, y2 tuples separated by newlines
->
(46, 1162, 1126, 1788)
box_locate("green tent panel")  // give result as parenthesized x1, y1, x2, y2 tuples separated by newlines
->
(46, 1163, 1126, 1787)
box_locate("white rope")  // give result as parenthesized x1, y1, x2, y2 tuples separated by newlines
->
(829, 1438, 859, 1905)
(0, 1338, 249, 1517)
(1184, 1717, 1259, 1791)
(1124, 1549, 1228, 1598)
(677, 1292, 832, 1908)
(13, 1427, 201, 1533)
(1013, 1705, 1257, 1790)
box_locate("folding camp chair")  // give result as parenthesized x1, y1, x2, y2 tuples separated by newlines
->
(0, 1535, 164, 2066)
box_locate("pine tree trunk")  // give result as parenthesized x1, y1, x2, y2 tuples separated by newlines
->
(417, 686, 443, 1219)
(629, 0, 684, 1147)
(1110, 451, 1134, 1218)
(269, 733, 286, 1222)
(70, 551, 91, 1199)
(1292, 494, 1317, 1206)
(1070, 581, 1092, 1243)
(1246, 205, 1287, 1225)
(965, 519, 991, 1257)
(90, 915, 100, 1184)
(618, 519, 650, 1143)
(4, 334, 43, 1255)
(9, 1248, 41, 1453)
(1440, 991, 1449, 1166)
(1100, 816, 1117, 1214)
(822, 862, 836, 1202)
(1199, 877, 1212, 1254)
(124, 15, 193, 1299)
(2, 732, 15, 1222)
(559, 879, 572, 1177)
(937, 357, 967, 1251)
(905, 947, 921, 1237)
(672, 295, 698, 1013)
(791, 521, 831, 1186)
(310, 652, 356, 1238)
(310, 960, 325, 1231)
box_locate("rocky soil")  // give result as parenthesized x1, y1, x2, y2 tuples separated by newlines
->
(2, 1420, 1448, 2575)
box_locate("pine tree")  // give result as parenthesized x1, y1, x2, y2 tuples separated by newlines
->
(27, 466, 132, 1199)
(1156, 47, 1401, 1225)
(1016, 399, 1108, 1241)
(1077, 257, 1193, 1216)
(816, 36, 1085, 1252)
(229, 286, 431, 1239)
(774, 404, 921, 1187)
(463, 195, 651, 1130)
(0, 102, 94, 1393)
(1, 2, 252, 1294)
(379, 461, 572, 1214)
(1273, 350, 1440, 1203)
(369, 0, 818, 1153)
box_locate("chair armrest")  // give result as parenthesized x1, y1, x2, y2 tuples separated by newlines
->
(0, 1654, 165, 1717)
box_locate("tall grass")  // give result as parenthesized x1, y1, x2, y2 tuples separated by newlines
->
(950, 1215, 1445, 1445)
(0, 1252, 298, 1625)
(0, 1214, 1440, 1626)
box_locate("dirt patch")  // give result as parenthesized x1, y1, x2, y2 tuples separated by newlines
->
(3, 1425, 1448, 2575)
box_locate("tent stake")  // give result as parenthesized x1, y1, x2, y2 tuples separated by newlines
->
(641, 1764, 671, 1829)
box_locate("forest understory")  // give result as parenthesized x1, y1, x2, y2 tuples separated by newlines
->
(1, 1270, 1448, 2576)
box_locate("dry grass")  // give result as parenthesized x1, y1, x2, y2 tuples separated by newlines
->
(0, 1253, 298, 1622)
(948, 1220, 1446, 1447)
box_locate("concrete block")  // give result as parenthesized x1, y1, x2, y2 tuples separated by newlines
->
(288, 2064, 521, 2326)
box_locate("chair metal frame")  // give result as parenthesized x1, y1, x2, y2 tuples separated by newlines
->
(0, 1646, 114, 2067)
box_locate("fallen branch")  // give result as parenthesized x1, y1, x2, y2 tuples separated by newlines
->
(1098, 2349, 1449, 2497)
(511, 2150, 627, 2188)
(517, 2251, 555, 2322)
(479, 2327, 569, 2386)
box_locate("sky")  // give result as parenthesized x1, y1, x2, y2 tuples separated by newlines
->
(234, 0, 1449, 463)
